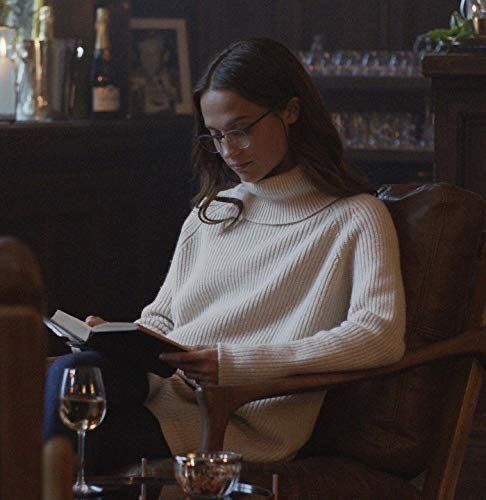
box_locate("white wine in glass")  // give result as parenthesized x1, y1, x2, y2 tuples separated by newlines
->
(59, 366, 107, 496)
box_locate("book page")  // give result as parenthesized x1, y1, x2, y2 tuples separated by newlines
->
(51, 310, 91, 342)
(92, 322, 139, 333)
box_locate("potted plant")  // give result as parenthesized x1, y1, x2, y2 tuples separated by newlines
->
(427, 10, 475, 49)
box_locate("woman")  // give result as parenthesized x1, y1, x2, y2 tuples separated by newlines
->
(44, 37, 406, 471)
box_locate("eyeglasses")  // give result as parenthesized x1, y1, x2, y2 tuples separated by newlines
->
(196, 109, 273, 154)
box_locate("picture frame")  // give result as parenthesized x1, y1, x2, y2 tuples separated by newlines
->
(129, 18, 192, 116)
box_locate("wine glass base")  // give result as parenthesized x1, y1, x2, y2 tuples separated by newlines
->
(73, 482, 103, 497)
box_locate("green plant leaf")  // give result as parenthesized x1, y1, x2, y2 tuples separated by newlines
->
(428, 28, 453, 41)
(427, 11, 474, 45)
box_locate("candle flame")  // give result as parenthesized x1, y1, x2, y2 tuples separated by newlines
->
(0, 37, 6, 58)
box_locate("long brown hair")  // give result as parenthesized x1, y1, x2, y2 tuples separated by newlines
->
(192, 37, 371, 225)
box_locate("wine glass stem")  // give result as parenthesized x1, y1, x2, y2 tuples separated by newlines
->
(76, 430, 87, 488)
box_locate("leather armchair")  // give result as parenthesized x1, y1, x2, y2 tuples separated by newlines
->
(0, 237, 72, 500)
(195, 183, 486, 499)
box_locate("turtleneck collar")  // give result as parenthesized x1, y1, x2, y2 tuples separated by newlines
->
(220, 166, 338, 225)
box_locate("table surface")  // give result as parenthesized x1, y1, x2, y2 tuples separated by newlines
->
(76, 476, 272, 499)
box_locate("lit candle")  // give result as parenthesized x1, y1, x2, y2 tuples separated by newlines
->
(0, 36, 17, 121)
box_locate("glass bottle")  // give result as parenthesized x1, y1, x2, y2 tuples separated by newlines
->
(0, 25, 17, 122)
(91, 7, 120, 119)
(34, 4, 54, 120)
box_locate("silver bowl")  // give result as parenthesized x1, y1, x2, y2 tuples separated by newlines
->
(174, 451, 242, 498)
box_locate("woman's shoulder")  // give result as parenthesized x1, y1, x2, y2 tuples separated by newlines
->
(329, 192, 393, 228)
(178, 193, 238, 244)
(178, 209, 202, 245)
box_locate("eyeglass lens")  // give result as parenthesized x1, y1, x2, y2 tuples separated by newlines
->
(198, 130, 251, 153)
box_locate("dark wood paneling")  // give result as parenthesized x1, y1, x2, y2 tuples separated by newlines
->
(193, 0, 302, 79)
(49, 0, 94, 39)
(186, 0, 459, 61)
(0, 118, 194, 323)
(462, 114, 486, 196)
(383, 0, 456, 49)
(302, 0, 458, 50)
(423, 54, 486, 198)
(300, 0, 384, 50)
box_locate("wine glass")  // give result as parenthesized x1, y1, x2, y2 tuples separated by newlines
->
(59, 366, 107, 496)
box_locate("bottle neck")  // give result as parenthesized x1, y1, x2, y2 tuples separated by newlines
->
(95, 20, 111, 51)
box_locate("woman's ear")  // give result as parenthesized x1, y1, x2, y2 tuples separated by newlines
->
(283, 97, 300, 125)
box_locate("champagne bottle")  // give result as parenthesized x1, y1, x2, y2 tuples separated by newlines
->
(91, 7, 120, 119)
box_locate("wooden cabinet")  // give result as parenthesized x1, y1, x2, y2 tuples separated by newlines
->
(0, 118, 194, 325)
(423, 54, 486, 198)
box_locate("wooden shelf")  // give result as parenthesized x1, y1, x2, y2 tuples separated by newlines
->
(0, 116, 195, 174)
(345, 149, 434, 164)
(313, 75, 431, 94)
(0, 115, 194, 132)
(423, 53, 486, 78)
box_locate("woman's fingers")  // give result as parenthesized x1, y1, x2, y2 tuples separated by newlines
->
(159, 348, 218, 384)
(183, 371, 217, 385)
(85, 315, 106, 327)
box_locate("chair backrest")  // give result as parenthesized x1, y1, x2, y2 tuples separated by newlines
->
(0, 237, 46, 499)
(304, 183, 486, 478)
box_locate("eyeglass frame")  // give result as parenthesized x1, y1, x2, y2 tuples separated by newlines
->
(195, 108, 275, 154)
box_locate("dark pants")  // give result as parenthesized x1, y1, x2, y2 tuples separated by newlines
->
(44, 351, 172, 474)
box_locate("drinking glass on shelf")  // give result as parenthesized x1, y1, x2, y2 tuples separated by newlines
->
(361, 51, 387, 77)
(330, 50, 345, 75)
(59, 366, 107, 496)
(305, 34, 324, 73)
(420, 109, 435, 152)
(398, 112, 418, 150)
(340, 50, 362, 76)
(317, 51, 333, 76)
(348, 113, 369, 148)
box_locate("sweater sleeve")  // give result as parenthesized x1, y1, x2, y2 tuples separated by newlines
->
(136, 263, 175, 335)
(136, 209, 201, 335)
(217, 197, 407, 384)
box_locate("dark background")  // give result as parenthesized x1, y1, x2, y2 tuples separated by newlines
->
(132, 0, 458, 83)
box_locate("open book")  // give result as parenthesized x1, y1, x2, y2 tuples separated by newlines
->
(44, 310, 188, 377)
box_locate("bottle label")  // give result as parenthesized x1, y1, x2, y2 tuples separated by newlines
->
(93, 85, 120, 112)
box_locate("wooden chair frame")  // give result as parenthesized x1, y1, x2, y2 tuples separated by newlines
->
(195, 329, 485, 499)
(195, 234, 486, 499)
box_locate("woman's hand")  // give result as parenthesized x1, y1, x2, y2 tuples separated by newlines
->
(159, 346, 219, 385)
(85, 315, 106, 327)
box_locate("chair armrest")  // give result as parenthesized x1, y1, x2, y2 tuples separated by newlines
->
(196, 326, 486, 451)
(42, 436, 73, 500)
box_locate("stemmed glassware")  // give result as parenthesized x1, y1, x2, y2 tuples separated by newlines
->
(331, 111, 434, 151)
(59, 366, 107, 496)
(300, 34, 446, 78)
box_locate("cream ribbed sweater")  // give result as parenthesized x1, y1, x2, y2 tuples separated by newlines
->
(138, 166, 406, 462)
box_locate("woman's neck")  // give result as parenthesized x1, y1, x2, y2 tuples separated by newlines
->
(261, 151, 296, 181)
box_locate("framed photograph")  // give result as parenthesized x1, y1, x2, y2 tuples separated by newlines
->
(130, 18, 192, 116)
